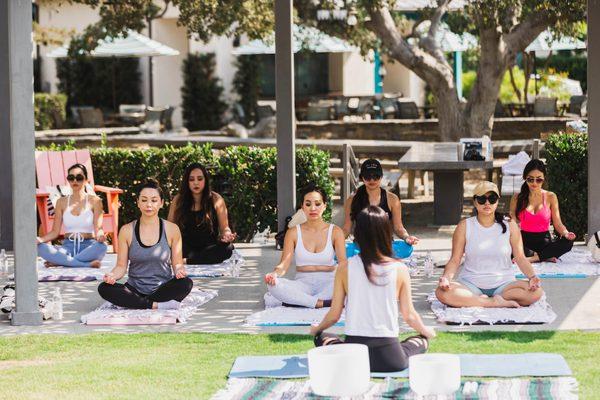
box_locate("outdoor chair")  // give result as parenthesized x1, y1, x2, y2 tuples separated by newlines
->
(78, 108, 105, 128)
(256, 104, 275, 120)
(141, 106, 166, 133)
(306, 105, 331, 121)
(70, 106, 94, 127)
(494, 100, 508, 117)
(533, 97, 558, 117)
(568, 95, 586, 116)
(396, 100, 420, 119)
(379, 97, 398, 119)
(334, 97, 350, 119)
(356, 97, 374, 117)
(119, 104, 146, 114)
(161, 106, 175, 131)
(35, 149, 123, 252)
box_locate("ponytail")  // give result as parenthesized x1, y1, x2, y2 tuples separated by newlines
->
(515, 181, 530, 221)
(350, 185, 369, 221)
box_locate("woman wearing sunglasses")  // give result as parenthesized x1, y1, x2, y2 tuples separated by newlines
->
(510, 159, 575, 263)
(37, 163, 107, 268)
(98, 180, 193, 310)
(343, 159, 418, 245)
(436, 181, 543, 308)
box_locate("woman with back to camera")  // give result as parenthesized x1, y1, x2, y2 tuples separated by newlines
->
(265, 184, 346, 308)
(343, 158, 418, 245)
(310, 205, 434, 372)
(37, 163, 107, 268)
(98, 180, 193, 310)
(168, 163, 236, 265)
(436, 181, 543, 308)
(510, 159, 575, 263)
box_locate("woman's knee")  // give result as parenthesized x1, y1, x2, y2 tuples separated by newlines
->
(435, 287, 449, 304)
(97, 282, 112, 299)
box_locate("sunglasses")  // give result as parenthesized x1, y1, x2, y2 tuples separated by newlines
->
(66, 174, 85, 182)
(526, 177, 544, 184)
(363, 174, 382, 182)
(475, 194, 499, 205)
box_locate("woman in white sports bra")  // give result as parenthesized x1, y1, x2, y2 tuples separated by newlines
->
(265, 185, 346, 308)
(37, 163, 107, 268)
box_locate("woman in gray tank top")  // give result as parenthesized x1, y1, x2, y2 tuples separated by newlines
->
(98, 181, 193, 310)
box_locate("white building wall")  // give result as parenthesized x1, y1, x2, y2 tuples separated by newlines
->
(342, 52, 375, 96)
(382, 58, 426, 106)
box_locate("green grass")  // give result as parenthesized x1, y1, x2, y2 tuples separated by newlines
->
(0, 331, 597, 399)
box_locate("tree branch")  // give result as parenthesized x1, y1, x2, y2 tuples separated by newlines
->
(505, 12, 553, 54)
(419, 0, 451, 65)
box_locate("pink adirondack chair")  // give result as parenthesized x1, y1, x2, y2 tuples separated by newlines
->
(35, 150, 123, 252)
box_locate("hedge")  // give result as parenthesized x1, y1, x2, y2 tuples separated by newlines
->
(39, 143, 334, 242)
(34, 93, 67, 130)
(546, 132, 588, 239)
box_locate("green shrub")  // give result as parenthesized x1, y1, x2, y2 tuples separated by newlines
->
(181, 53, 228, 131)
(63, 144, 334, 242)
(545, 132, 588, 239)
(233, 55, 262, 126)
(34, 93, 67, 130)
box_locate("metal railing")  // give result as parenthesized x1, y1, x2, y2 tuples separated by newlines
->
(341, 143, 360, 202)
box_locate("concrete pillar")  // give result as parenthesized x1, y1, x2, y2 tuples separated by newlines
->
(275, 0, 296, 231)
(0, 0, 43, 325)
(589, 0, 600, 236)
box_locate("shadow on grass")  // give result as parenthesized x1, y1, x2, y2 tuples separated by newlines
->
(268, 334, 311, 343)
(438, 330, 557, 344)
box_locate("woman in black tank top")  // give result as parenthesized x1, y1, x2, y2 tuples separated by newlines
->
(343, 159, 419, 245)
(168, 163, 235, 265)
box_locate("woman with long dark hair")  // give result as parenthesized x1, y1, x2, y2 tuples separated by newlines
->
(343, 159, 418, 245)
(510, 159, 575, 262)
(265, 185, 347, 308)
(37, 163, 107, 268)
(168, 163, 236, 265)
(310, 206, 434, 372)
(436, 181, 543, 308)
(98, 180, 193, 309)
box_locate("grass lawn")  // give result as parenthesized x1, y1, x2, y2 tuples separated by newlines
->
(0, 331, 597, 399)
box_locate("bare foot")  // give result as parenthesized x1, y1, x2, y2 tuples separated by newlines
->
(544, 257, 558, 263)
(527, 253, 541, 263)
(44, 261, 58, 268)
(492, 295, 520, 308)
(89, 260, 102, 268)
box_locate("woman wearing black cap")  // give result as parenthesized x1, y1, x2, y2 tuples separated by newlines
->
(343, 158, 418, 245)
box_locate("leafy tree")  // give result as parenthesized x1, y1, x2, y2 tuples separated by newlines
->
(232, 55, 263, 127)
(59, 0, 586, 139)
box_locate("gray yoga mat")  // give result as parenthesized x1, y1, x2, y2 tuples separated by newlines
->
(229, 353, 571, 379)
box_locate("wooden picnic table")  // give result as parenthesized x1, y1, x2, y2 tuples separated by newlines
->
(398, 142, 493, 225)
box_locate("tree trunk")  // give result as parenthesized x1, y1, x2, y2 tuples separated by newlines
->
(433, 85, 468, 141)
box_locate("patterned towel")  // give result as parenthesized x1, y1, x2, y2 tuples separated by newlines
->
(186, 250, 245, 278)
(427, 292, 557, 325)
(245, 306, 345, 327)
(514, 248, 600, 277)
(81, 288, 217, 325)
(211, 377, 578, 400)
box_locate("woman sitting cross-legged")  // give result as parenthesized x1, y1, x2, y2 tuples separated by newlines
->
(510, 159, 575, 263)
(98, 180, 193, 310)
(310, 206, 435, 372)
(168, 163, 236, 265)
(436, 181, 543, 309)
(265, 184, 346, 308)
(37, 163, 107, 268)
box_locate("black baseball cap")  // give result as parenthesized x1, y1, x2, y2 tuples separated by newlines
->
(360, 158, 383, 179)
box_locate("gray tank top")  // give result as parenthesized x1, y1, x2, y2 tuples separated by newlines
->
(127, 219, 173, 294)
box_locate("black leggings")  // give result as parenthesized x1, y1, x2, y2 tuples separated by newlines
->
(184, 243, 233, 265)
(521, 230, 573, 261)
(98, 277, 193, 309)
(314, 333, 428, 372)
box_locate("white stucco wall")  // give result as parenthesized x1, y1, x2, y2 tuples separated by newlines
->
(383, 58, 426, 105)
(342, 52, 375, 96)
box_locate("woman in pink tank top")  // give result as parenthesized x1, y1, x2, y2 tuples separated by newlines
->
(510, 159, 575, 262)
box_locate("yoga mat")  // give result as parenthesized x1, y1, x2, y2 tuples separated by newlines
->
(245, 306, 345, 327)
(213, 377, 578, 400)
(186, 250, 245, 278)
(81, 288, 217, 325)
(512, 247, 600, 278)
(346, 240, 413, 259)
(228, 353, 572, 379)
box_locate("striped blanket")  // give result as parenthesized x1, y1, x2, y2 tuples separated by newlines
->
(212, 377, 578, 400)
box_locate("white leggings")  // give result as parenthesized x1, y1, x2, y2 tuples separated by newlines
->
(268, 271, 334, 308)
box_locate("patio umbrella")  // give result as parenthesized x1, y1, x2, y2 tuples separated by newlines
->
(47, 30, 179, 110)
(231, 25, 357, 55)
(410, 21, 478, 52)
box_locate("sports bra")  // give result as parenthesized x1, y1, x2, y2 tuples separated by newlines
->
(62, 195, 94, 234)
(294, 224, 336, 267)
(518, 191, 551, 233)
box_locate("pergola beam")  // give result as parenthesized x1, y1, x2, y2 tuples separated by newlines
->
(275, 0, 297, 231)
(0, 0, 43, 325)
(589, 0, 600, 236)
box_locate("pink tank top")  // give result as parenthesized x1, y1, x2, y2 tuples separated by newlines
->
(518, 192, 551, 233)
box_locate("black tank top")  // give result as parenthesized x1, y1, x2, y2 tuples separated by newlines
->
(378, 188, 393, 220)
(181, 207, 219, 251)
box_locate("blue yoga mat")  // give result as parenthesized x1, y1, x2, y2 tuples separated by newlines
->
(229, 353, 571, 379)
(516, 273, 588, 279)
(346, 240, 413, 259)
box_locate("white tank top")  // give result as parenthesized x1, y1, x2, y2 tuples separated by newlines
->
(345, 255, 400, 337)
(62, 195, 94, 234)
(458, 216, 514, 289)
(294, 224, 336, 267)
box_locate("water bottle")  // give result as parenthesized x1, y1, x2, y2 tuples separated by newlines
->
(424, 252, 434, 278)
(52, 288, 64, 320)
(0, 249, 7, 275)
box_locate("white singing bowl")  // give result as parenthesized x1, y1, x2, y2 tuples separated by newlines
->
(308, 343, 370, 397)
(409, 353, 461, 395)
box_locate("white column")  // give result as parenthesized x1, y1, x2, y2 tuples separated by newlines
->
(589, 0, 600, 235)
